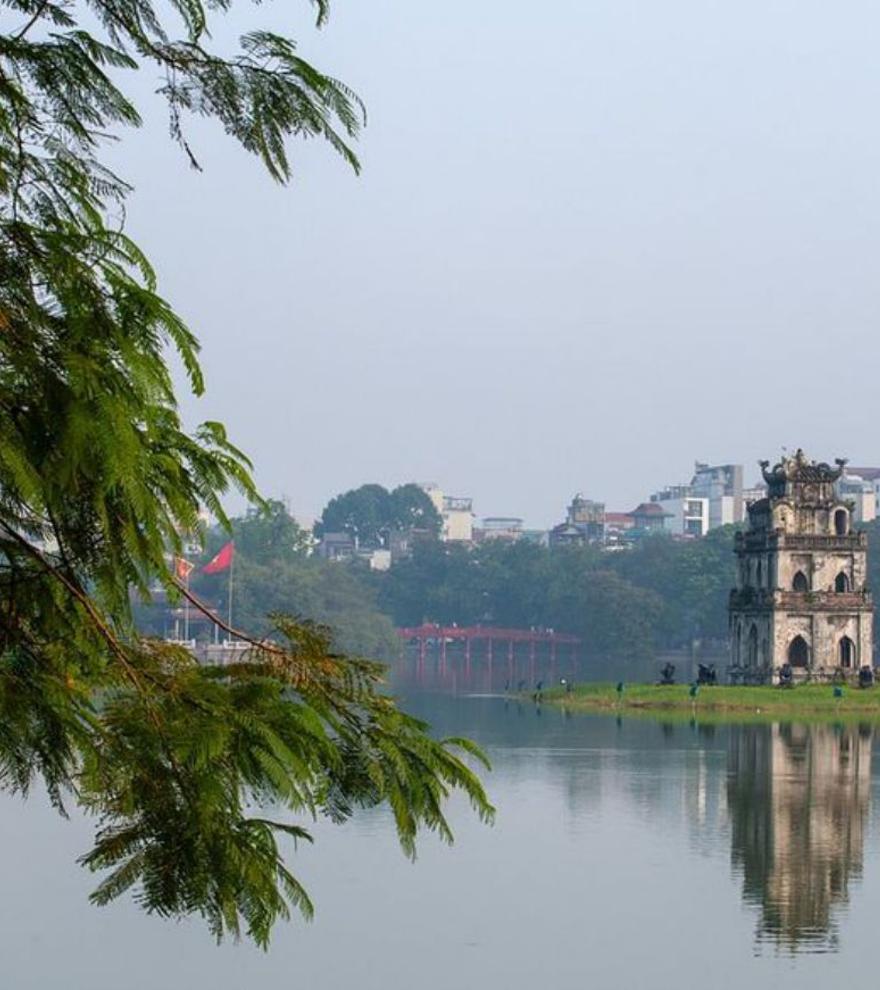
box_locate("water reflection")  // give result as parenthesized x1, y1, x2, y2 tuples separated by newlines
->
(727, 723, 872, 952)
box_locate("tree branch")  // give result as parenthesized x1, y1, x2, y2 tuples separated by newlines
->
(171, 578, 286, 657)
(0, 519, 146, 692)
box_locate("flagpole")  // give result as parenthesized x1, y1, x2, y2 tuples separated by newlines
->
(184, 570, 190, 642)
(227, 547, 234, 643)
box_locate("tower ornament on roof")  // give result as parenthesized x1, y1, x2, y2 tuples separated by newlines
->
(759, 449, 847, 489)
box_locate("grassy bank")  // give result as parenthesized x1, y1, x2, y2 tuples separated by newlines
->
(543, 682, 880, 715)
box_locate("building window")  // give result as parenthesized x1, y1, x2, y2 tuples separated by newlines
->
(747, 626, 759, 667)
(792, 571, 810, 592)
(835, 571, 851, 593)
(839, 636, 855, 668)
(788, 635, 809, 668)
(834, 509, 849, 536)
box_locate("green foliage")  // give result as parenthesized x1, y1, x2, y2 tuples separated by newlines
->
(218, 499, 311, 566)
(378, 530, 740, 659)
(0, 0, 492, 947)
(185, 505, 399, 658)
(862, 518, 880, 599)
(545, 682, 880, 715)
(225, 557, 398, 658)
(315, 483, 442, 546)
(389, 483, 443, 538)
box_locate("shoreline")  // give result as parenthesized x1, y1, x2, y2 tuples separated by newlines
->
(539, 682, 880, 717)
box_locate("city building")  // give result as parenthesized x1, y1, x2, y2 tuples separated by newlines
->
(650, 486, 709, 538)
(359, 547, 392, 571)
(566, 495, 606, 542)
(549, 522, 586, 547)
(315, 531, 356, 562)
(476, 517, 524, 542)
(846, 466, 880, 515)
(421, 484, 475, 543)
(602, 511, 635, 550)
(728, 450, 874, 683)
(549, 494, 606, 548)
(838, 469, 877, 525)
(742, 483, 767, 506)
(627, 502, 671, 535)
(690, 462, 744, 528)
(441, 495, 475, 542)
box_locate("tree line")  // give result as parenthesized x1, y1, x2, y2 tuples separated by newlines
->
(180, 500, 740, 664)
(375, 527, 737, 660)
(178, 500, 880, 672)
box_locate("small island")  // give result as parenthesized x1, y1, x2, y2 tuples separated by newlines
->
(542, 682, 880, 716)
(539, 450, 880, 717)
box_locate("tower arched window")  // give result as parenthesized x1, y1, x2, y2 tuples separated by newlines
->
(839, 636, 856, 669)
(788, 635, 809, 668)
(834, 509, 849, 536)
(835, 572, 851, 593)
(792, 571, 809, 593)
(746, 626, 759, 668)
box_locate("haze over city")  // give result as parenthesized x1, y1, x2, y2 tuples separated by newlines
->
(102, 0, 880, 526)
(9, 0, 880, 984)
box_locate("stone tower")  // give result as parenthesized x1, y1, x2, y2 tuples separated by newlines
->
(729, 450, 874, 683)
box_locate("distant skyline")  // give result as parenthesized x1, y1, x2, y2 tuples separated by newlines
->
(263, 447, 857, 531)
(111, 1, 880, 528)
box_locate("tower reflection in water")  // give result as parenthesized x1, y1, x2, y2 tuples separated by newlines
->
(727, 723, 872, 952)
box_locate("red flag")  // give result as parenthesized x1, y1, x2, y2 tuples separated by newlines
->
(203, 541, 234, 574)
(174, 556, 195, 581)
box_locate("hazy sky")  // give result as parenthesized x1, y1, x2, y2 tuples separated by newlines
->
(113, 0, 880, 527)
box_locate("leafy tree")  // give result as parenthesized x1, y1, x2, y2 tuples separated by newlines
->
(183, 507, 398, 657)
(379, 541, 485, 626)
(219, 499, 310, 565)
(316, 483, 391, 546)
(316, 482, 441, 547)
(376, 533, 735, 658)
(210, 556, 399, 658)
(0, 0, 492, 947)
(389, 483, 442, 538)
(556, 569, 666, 659)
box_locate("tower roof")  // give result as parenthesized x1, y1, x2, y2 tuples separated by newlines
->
(759, 449, 846, 497)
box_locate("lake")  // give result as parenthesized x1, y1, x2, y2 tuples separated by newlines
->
(1, 675, 879, 989)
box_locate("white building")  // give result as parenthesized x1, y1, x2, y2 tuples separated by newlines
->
(478, 517, 524, 542)
(743, 484, 767, 507)
(421, 484, 475, 543)
(651, 487, 709, 538)
(690, 462, 744, 528)
(837, 472, 877, 525)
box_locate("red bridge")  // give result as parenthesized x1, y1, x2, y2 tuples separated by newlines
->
(397, 623, 580, 680)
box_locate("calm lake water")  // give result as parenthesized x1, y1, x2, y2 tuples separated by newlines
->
(2, 674, 879, 989)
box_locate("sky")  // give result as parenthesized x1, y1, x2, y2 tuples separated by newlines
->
(111, 0, 880, 527)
